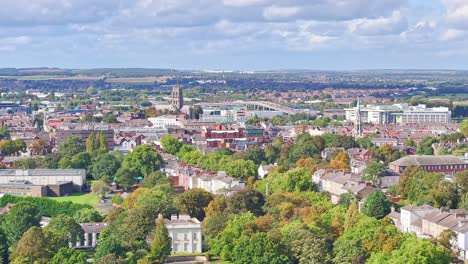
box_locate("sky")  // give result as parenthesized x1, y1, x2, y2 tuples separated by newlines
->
(0, 0, 467, 70)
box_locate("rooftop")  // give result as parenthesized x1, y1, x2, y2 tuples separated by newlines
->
(389, 155, 466, 167)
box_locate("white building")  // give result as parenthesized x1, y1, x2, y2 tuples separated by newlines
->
(191, 171, 245, 194)
(345, 104, 451, 125)
(258, 164, 275, 179)
(0, 169, 86, 192)
(165, 214, 202, 254)
(148, 115, 182, 128)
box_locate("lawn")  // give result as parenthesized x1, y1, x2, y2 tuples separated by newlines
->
(50, 193, 99, 206)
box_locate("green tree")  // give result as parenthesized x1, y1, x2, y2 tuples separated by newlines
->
(69, 152, 92, 171)
(177, 188, 214, 221)
(73, 208, 103, 223)
(160, 135, 183, 155)
(288, 228, 333, 264)
(142, 171, 170, 188)
(44, 215, 84, 250)
(150, 216, 172, 263)
(10, 227, 50, 264)
(361, 190, 391, 219)
(91, 180, 110, 198)
(210, 212, 256, 260)
(115, 167, 138, 190)
(97, 131, 108, 152)
(362, 162, 385, 185)
(1, 202, 41, 244)
(404, 139, 417, 147)
(122, 145, 162, 176)
(134, 189, 176, 218)
(49, 247, 87, 264)
(367, 236, 450, 264)
(95, 237, 125, 260)
(226, 189, 265, 216)
(59, 136, 84, 156)
(231, 233, 291, 264)
(344, 199, 360, 230)
(0, 229, 8, 264)
(460, 119, 468, 137)
(86, 132, 96, 152)
(91, 153, 121, 180)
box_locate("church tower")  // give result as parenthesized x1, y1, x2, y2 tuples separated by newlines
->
(353, 98, 363, 138)
(172, 85, 183, 110)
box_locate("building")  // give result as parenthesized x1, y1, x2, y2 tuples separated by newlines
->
(56, 129, 114, 149)
(148, 115, 182, 128)
(313, 169, 373, 204)
(389, 205, 468, 261)
(76, 222, 108, 248)
(395, 105, 451, 125)
(202, 125, 246, 149)
(345, 104, 451, 125)
(371, 137, 398, 147)
(164, 214, 202, 254)
(0, 169, 86, 196)
(389, 155, 468, 175)
(258, 164, 275, 179)
(172, 85, 184, 110)
(0, 102, 32, 115)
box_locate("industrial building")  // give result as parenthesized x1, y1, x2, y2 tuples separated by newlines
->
(0, 169, 86, 197)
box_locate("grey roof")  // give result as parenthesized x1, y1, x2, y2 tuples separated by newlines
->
(389, 155, 465, 167)
(401, 204, 436, 211)
(0, 169, 85, 177)
(80, 222, 107, 233)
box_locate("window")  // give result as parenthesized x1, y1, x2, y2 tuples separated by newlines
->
(184, 243, 188, 252)
(184, 233, 188, 240)
(174, 244, 179, 252)
(193, 243, 198, 251)
(173, 233, 178, 240)
(193, 233, 198, 240)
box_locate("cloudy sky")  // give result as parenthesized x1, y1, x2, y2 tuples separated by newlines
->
(1, 0, 467, 70)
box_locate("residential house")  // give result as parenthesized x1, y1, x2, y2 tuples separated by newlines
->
(258, 164, 276, 179)
(164, 214, 202, 254)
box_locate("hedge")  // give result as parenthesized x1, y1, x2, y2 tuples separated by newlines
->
(0, 194, 92, 217)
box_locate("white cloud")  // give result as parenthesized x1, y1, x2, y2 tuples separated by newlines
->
(349, 11, 408, 36)
(263, 5, 301, 21)
(443, 0, 468, 29)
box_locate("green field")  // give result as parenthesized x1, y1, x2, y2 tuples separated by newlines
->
(50, 193, 99, 206)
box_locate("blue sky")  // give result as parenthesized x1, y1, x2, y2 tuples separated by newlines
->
(0, 0, 467, 70)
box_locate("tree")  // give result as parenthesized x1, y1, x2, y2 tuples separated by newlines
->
(329, 151, 350, 170)
(209, 212, 256, 260)
(1, 202, 41, 244)
(74, 208, 103, 223)
(367, 236, 450, 264)
(86, 132, 96, 152)
(142, 171, 170, 188)
(397, 165, 421, 198)
(231, 233, 291, 264)
(226, 189, 265, 216)
(69, 152, 92, 171)
(10, 227, 50, 264)
(288, 228, 333, 264)
(177, 188, 214, 221)
(160, 135, 182, 155)
(91, 153, 121, 181)
(91, 180, 110, 198)
(30, 138, 48, 155)
(362, 162, 385, 185)
(122, 145, 162, 176)
(44, 215, 84, 250)
(0, 229, 8, 264)
(460, 119, 468, 137)
(344, 199, 360, 230)
(49, 247, 87, 264)
(339, 192, 358, 209)
(225, 159, 257, 180)
(97, 131, 108, 152)
(436, 229, 459, 259)
(95, 237, 125, 260)
(404, 139, 417, 147)
(150, 216, 172, 263)
(59, 136, 84, 156)
(115, 167, 138, 190)
(0, 125, 9, 139)
(361, 190, 391, 219)
(134, 189, 176, 219)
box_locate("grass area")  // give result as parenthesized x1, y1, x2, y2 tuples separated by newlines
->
(50, 193, 99, 206)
